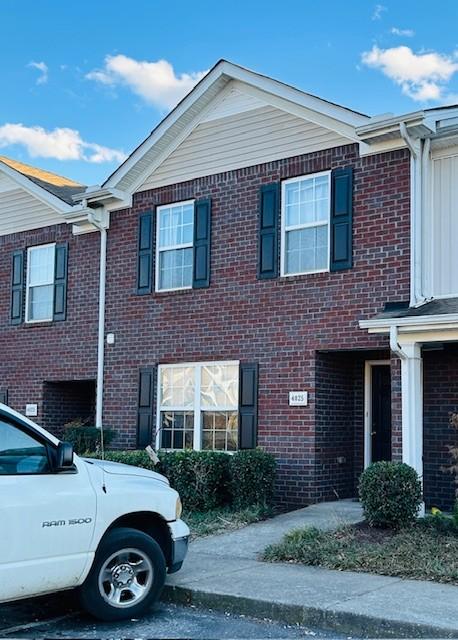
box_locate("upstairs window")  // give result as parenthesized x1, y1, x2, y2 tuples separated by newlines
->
(157, 361, 239, 452)
(281, 171, 330, 276)
(156, 200, 194, 291)
(26, 244, 55, 322)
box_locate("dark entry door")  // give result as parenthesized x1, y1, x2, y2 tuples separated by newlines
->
(371, 365, 391, 462)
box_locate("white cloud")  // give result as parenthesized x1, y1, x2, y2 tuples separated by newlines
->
(361, 45, 458, 101)
(0, 123, 126, 164)
(28, 61, 48, 85)
(86, 55, 208, 110)
(391, 27, 415, 37)
(372, 4, 387, 20)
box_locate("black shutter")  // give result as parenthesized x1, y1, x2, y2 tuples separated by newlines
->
(330, 168, 353, 271)
(238, 362, 259, 449)
(137, 211, 154, 294)
(11, 250, 24, 325)
(0, 389, 8, 405)
(193, 198, 211, 289)
(258, 183, 279, 279)
(137, 367, 155, 447)
(53, 243, 68, 321)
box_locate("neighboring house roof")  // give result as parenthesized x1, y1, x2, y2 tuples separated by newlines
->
(374, 298, 458, 320)
(94, 59, 370, 197)
(0, 156, 85, 205)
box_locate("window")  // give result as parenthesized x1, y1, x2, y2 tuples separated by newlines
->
(26, 244, 55, 322)
(156, 200, 194, 291)
(157, 362, 239, 452)
(281, 172, 330, 276)
(0, 420, 50, 475)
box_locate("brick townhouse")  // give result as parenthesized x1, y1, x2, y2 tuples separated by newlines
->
(3, 61, 458, 508)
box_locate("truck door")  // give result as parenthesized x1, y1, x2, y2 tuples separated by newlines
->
(0, 416, 97, 601)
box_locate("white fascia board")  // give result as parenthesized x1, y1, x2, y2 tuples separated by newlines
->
(231, 81, 361, 142)
(223, 64, 368, 128)
(0, 161, 75, 214)
(103, 59, 369, 193)
(102, 63, 230, 190)
(359, 137, 408, 157)
(356, 111, 425, 138)
(359, 313, 458, 333)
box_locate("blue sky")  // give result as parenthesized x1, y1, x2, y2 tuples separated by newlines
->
(0, 0, 457, 185)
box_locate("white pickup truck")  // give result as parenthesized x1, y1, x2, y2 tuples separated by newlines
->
(0, 403, 190, 621)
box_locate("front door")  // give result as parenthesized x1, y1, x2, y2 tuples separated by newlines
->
(371, 365, 392, 462)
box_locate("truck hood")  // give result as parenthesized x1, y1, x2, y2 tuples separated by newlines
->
(84, 458, 169, 485)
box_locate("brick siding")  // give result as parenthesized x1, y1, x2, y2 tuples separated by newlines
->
(0, 224, 99, 422)
(101, 143, 411, 506)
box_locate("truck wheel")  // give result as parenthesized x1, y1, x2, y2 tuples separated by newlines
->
(79, 527, 166, 621)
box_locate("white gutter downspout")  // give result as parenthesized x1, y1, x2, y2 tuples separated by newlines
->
(87, 207, 109, 430)
(389, 325, 407, 360)
(399, 122, 425, 307)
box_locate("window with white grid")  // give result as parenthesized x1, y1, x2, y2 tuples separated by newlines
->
(158, 362, 239, 452)
(281, 172, 330, 276)
(156, 200, 194, 291)
(26, 244, 55, 322)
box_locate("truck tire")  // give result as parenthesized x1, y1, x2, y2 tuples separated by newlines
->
(79, 527, 166, 621)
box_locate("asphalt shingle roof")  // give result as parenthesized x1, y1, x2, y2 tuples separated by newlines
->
(0, 156, 85, 205)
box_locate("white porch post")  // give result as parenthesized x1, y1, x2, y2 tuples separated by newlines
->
(400, 341, 424, 511)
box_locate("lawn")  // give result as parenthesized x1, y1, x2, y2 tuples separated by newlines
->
(262, 519, 458, 585)
(184, 504, 273, 538)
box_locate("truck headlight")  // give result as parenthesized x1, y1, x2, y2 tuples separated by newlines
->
(176, 497, 182, 519)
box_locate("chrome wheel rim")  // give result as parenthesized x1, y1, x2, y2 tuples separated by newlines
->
(98, 547, 153, 608)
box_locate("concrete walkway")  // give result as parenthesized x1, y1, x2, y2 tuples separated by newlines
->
(166, 500, 458, 638)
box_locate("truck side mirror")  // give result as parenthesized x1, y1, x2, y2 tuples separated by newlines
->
(55, 441, 74, 471)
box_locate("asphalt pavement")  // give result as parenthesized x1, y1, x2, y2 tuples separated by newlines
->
(0, 593, 356, 639)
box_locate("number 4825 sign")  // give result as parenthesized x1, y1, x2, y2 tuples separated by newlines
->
(289, 391, 308, 406)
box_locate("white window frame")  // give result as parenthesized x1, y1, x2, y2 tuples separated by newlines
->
(25, 243, 56, 324)
(280, 170, 331, 277)
(155, 199, 195, 293)
(155, 360, 240, 452)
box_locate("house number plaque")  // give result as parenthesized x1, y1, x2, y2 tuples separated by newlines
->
(289, 391, 308, 406)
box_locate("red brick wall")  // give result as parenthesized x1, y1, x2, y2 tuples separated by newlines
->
(423, 345, 458, 509)
(103, 143, 411, 506)
(0, 224, 99, 424)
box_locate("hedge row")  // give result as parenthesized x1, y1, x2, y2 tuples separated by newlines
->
(86, 448, 276, 512)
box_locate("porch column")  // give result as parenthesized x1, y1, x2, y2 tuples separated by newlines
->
(400, 342, 424, 502)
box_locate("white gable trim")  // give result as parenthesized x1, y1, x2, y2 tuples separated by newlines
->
(103, 60, 368, 194)
(0, 160, 75, 214)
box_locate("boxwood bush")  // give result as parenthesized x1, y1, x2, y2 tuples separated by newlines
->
(230, 449, 276, 509)
(359, 461, 422, 529)
(85, 447, 276, 512)
(157, 450, 231, 512)
(63, 424, 115, 455)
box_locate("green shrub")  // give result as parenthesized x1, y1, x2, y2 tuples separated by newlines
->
(85, 447, 276, 512)
(63, 422, 115, 455)
(158, 450, 231, 512)
(230, 449, 276, 509)
(359, 461, 422, 529)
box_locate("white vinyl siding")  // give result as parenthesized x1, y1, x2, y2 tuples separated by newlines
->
(430, 152, 458, 297)
(156, 200, 194, 292)
(139, 105, 350, 191)
(26, 244, 55, 322)
(157, 361, 239, 452)
(0, 188, 63, 236)
(281, 172, 331, 276)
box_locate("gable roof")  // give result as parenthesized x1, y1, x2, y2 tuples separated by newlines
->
(101, 59, 370, 195)
(0, 156, 85, 205)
